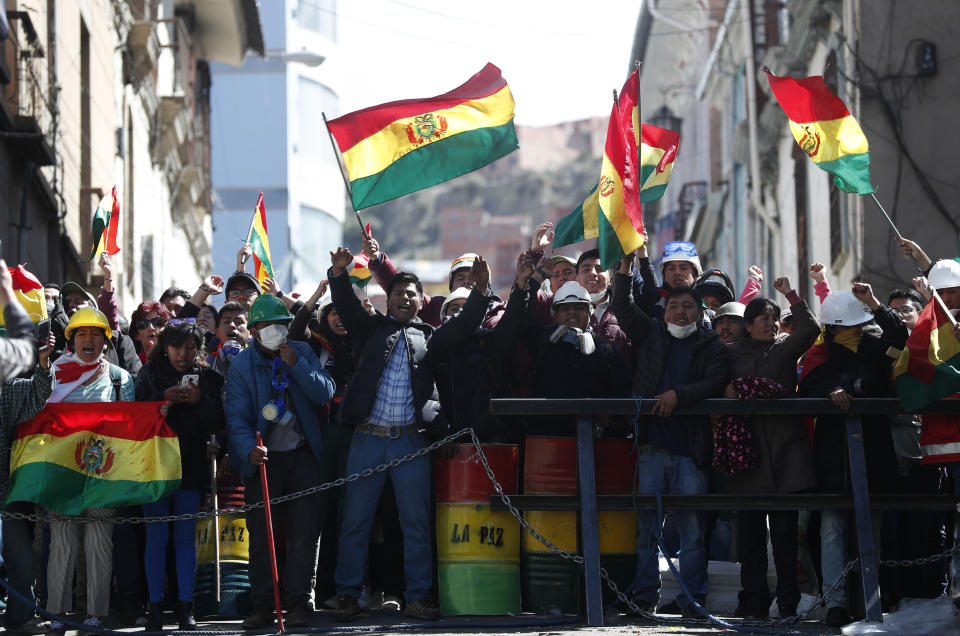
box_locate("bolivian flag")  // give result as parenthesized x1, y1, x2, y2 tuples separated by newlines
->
(89, 186, 121, 261)
(765, 70, 873, 195)
(326, 63, 518, 210)
(6, 402, 181, 515)
(619, 69, 681, 205)
(894, 297, 960, 411)
(554, 70, 679, 269)
(349, 253, 372, 289)
(247, 191, 275, 288)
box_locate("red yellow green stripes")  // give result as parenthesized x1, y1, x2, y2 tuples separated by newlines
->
(89, 186, 121, 261)
(327, 63, 518, 210)
(5, 402, 181, 515)
(350, 254, 372, 288)
(638, 124, 680, 203)
(894, 299, 960, 411)
(765, 71, 873, 195)
(248, 191, 275, 287)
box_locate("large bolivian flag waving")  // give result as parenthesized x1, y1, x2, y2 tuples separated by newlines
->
(894, 297, 960, 411)
(6, 402, 181, 514)
(765, 70, 873, 195)
(326, 63, 518, 210)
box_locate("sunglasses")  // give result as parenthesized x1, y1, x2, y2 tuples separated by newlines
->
(168, 318, 197, 326)
(134, 317, 166, 331)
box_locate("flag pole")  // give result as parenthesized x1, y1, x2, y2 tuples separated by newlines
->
(868, 191, 904, 240)
(322, 112, 370, 240)
(929, 284, 958, 327)
(635, 61, 642, 186)
(256, 432, 284, 631)
(240, 199, 257, 268)
(209, 435, 221, 603)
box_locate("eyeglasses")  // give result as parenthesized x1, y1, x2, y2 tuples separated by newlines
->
(227, 288, 258, 299)
(894, 304, 918, 315)
(134, 317, 166, 331)
(168, 318, 197, 326)
(662, 241, 697, 256)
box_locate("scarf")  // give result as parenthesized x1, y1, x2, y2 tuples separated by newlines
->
(712, 376, 786, 476)
(49, 353, 105, 403)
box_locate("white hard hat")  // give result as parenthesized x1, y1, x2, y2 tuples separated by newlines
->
(715, 302, 745, 319)
(821, 291, 874, 327)
(928, 259, 960, 290)
(552, 281, 593, 313)
(449, 253, 479, 275)
(660, 241, 703, 277)
(440, 287, 472, 316)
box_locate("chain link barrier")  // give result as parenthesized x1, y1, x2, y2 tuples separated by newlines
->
(2, 425, 957, 632)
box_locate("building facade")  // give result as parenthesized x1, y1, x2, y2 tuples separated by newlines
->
(210, 0, 343, 297)
(630, 0, 943, 305)
(0, 0, 262, 311)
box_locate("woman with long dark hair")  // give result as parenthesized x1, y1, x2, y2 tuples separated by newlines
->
(134, 322, 225, 630)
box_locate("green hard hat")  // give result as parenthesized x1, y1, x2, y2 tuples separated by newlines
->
(248, 294, 293, 325)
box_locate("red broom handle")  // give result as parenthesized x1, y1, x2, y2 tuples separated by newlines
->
(256, 433, 284, 631)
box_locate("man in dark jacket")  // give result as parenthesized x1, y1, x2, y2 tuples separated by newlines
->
(328, 247, 442, 622)
(612, 254, 730, 617)
(428, 256, 521, 442)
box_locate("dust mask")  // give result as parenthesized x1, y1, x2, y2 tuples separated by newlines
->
(258, 324, 287, 350)
(667, 322, 698, 339)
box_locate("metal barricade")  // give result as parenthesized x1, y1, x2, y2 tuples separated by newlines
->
(489, 397, 960, 627)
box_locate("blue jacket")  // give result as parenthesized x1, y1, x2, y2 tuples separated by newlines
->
(225, 340, 335, 477)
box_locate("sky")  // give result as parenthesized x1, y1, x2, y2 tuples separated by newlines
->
(332, 1, 641, 127)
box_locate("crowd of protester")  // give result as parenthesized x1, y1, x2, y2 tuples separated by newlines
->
(0, 220, 956, 635)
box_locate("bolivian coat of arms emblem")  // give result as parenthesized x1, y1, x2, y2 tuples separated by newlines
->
(406, 113, 448, 145)
(75, 437, 116, 475)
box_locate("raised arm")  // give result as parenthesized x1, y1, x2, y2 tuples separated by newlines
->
(773, 277, 820, 357)
(611, 254, 653, 343)
(329, 247, 376, 344)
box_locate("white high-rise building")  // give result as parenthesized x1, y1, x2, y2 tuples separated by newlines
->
(210, 0, 343, 295)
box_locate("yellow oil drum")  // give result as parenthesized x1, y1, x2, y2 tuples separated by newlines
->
(435, 444, 521, 615)
(195, 513, 249, 563)
(521, 510, 578, 553)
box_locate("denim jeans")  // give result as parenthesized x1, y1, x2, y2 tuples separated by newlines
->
(2, 501, 38, 628)
(244, 446, 322, 608)
(335, 431, 432, 603)
(820, 510, 847, 609)
(143, 489, 202, 602)
(629, 453, 708, 608)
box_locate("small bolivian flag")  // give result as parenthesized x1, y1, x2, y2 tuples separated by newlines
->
(350, 253, 372, 289)
(6, 402, 181, 515)
(765, 70, 873, 195)
(326, 63, 518, 210)
(894, 296, 960, 412)
(247, 191, 275, 288)
(619, 69, 681, 205)
(89, 186, 121, 261)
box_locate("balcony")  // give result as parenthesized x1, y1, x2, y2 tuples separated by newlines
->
(0, 10, 55, 166)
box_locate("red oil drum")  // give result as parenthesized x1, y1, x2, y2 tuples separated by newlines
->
(435, 443, 519, 502)
(594, 438, 637, 494)
(523, 436, 577, 494)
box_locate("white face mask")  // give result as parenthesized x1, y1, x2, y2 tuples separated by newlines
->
(258, 324, 287, 350)
(667, 322, 698, 339)
(589, 289, 608, 304)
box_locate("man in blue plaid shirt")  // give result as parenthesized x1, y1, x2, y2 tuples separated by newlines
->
(327, 247, 443, 622)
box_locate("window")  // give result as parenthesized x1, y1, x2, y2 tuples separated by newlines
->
(297, 77, 338, 167)
(297, 0, 337, 41)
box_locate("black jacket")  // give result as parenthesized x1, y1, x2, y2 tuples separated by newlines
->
(134, 360, 225, 491)
(612, 272, 731, 466)
(428, 286, 524, 442)
(797, 306, 907, 494)
(328, 268, 440, 433)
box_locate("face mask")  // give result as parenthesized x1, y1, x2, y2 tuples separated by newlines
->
(46, 299, 56, 314)
(589, 289, 608, 304)
(441, 307, 462, 324)
(667, 322, 698, 339)
(258, 324, 287, 350)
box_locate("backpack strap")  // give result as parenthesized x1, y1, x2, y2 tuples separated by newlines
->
(108, 364, 122, 401)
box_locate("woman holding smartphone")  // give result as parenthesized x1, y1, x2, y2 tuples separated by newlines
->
(135, 321, 225, 630)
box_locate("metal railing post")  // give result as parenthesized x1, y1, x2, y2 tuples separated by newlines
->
(576, 415, 603, 626)
(845, 415, 882, 622)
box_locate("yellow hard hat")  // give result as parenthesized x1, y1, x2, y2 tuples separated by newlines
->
(65, 307, 112, 340)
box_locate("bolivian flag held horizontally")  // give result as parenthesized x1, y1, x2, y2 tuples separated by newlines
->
(765, 70, 873, 195)
(326, 63, 518, 210)
(6, 402, 181, 515)
(894, 296, 960, 411)
(247, 191, 275, 289)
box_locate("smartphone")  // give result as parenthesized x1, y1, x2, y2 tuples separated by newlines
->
(37, 320, 51, 350)
(180, 374, 199, 389)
